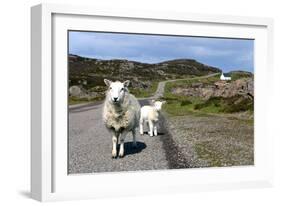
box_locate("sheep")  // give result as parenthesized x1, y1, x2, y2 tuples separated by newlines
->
(102, 79, 141, 158)
(139, 100, 166, 137)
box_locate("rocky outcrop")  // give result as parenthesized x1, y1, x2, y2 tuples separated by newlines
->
(172, 78, 254, 100)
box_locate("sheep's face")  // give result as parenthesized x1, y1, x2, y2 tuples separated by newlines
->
(104, 79, 130, 104)
(153, 100, 166, 111)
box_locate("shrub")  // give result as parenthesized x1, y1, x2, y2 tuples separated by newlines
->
(180, 100, 192, 106)
(194, 95, 253, 113)
(221, 96, 253, 113)
(194, 97, 222, 110)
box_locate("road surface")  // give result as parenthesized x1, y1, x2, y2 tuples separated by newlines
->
(68, 73, 220, 174)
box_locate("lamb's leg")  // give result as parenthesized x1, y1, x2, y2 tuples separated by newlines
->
(132, 129, 137, 148)
(148, 120, 154, 137)
(139, 117, 144, 135)
(112, 133, 118, 158)
(119, 131, 128, 157)
(153, 123, 158, 136)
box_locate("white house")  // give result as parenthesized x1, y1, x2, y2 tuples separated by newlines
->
(220, 72, 231, 81)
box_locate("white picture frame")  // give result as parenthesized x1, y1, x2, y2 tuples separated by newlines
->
(31, 3, 274, 202)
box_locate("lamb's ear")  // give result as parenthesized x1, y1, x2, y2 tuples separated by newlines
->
(162, 101, 167, 104)
(104, 79, 112, 87)
(151, 100, 156, 104)
(123, 80, 130, 87)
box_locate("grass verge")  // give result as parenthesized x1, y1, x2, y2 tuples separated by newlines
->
(68, 96, 105, 105)
(130, 81, 158, 98)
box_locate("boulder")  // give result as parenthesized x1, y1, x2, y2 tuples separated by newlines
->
(69, 86, 81, 97)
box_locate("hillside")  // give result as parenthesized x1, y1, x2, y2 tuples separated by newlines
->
(68, 54, 221, 89)
(226, 70, 253, 81)
(68, 54, 223, 104)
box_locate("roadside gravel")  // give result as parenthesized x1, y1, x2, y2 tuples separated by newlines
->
(165, 113, 254, 168)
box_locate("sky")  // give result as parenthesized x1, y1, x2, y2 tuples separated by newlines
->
(69, 31, 254, 73)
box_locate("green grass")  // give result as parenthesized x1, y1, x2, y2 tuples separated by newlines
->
(160, 93, 206, 116)
(162, 94, 253, 117)
(130, 81, 158, 98)
(161, 76, 216, 116)
(165, 74, 220, 90)
(68, 96, 105, 105)
(163, 100, 195, 116)
(194, 96, 254, 113)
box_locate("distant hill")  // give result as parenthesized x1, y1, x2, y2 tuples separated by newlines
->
(226, 70, 253, 81)
(68, 54, 221, 89)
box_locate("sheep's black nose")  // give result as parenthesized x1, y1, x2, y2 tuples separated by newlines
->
(113, 97, 118, 102)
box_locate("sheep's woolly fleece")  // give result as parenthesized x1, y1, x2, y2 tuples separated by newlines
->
(103, 92, 140, 133)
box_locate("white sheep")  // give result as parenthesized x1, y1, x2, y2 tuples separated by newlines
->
(139, 100, 166, 137)
(103, 79, 141, 158)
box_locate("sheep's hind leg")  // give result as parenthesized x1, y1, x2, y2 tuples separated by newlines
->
(132, 129, 137, 148)
(119, 132, 128, 158)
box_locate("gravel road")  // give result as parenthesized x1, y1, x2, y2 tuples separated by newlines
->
(68, 99, 170, 174)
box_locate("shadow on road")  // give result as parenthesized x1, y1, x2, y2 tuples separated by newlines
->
(119, 141, 147, 157)
(142, 131, 165, 136)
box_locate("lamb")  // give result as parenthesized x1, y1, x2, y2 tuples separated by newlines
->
(139, 100, 166, 137)
(103, 79, 141, 158)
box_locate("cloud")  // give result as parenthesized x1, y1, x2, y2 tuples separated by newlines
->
(187, 45, 235, 57)
(69, 31, 254, 72)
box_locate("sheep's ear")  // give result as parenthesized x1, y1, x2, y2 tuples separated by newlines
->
(151, 100, 156, 104)
(123, 80, 130, 87)
(104, 79, 112, 87)
(162, 101, 167, 104)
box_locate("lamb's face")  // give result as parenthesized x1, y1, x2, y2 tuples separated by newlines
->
(104, 79, 130, 104)
(153, 101, 166, 111)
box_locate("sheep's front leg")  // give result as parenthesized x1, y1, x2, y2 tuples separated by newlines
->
(119, 132, 128, 157)
(148, 120, 154, 137)
(112, 133, 118, 158)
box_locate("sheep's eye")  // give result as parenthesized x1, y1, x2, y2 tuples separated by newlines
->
(121, 88, 124, 91)
(109, 87, 112, 89)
